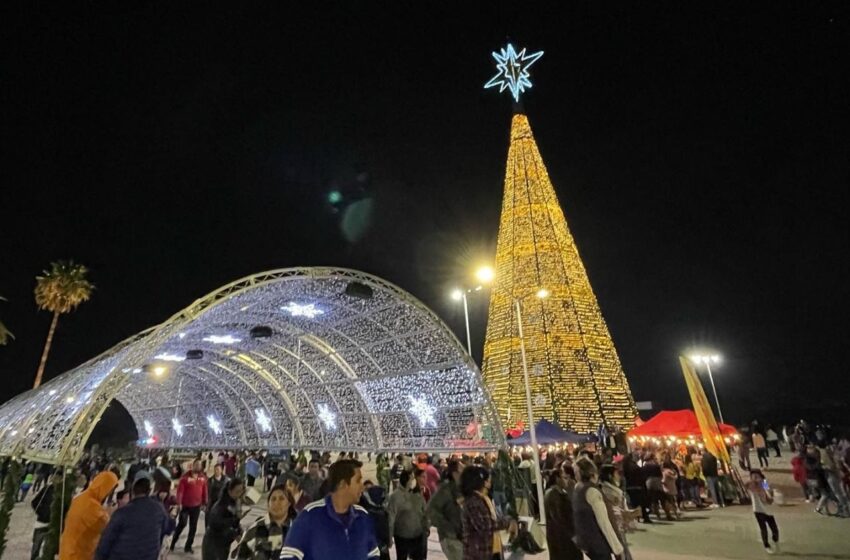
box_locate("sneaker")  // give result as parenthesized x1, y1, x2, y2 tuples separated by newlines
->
(184, 548, 194, 555)
(708, 504, 720, 509)
(765, 546, 775, 555)
(815, 507, 825, 515)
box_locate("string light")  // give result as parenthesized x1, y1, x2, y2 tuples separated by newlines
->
(482, 113, 638, 433)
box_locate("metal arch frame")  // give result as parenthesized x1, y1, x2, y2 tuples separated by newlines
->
(0, 267, 505, 465)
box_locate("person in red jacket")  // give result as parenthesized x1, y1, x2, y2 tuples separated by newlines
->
(170, 460, 208, 554)
(791, 452, 809, 501)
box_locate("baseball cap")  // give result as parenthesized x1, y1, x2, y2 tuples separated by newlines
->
(133, 470, 153, 484)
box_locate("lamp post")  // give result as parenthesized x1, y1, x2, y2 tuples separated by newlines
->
(515, 288, 549, 526)
(450, 266, 495, 358)
(690, 354, 724, 424)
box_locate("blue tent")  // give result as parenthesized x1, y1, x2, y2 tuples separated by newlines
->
(507, 419, 593, 445)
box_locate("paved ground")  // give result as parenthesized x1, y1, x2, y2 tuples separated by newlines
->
(6, 449, 849, 559)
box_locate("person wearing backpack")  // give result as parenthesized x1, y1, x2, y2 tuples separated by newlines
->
(30, 472, 58, 560)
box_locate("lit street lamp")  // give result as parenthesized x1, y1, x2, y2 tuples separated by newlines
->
(515, 288, 549, 527)
(690, 354, 724, 424)
(450, 266, 494, 357)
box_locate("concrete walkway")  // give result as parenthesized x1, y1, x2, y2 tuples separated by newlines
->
(6, 450, 848, 559)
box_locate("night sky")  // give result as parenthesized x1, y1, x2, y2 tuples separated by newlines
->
(2, 4, 848, 430)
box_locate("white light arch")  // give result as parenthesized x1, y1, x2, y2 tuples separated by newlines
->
(0, 268, 504, 464)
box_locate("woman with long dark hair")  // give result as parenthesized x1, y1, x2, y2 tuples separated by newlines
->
(202, 478, 245, 560)
(235, 484, 294, 559)
(460, 466, 517, 560)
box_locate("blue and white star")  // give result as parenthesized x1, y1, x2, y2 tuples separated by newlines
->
(484, 43, 544, 102)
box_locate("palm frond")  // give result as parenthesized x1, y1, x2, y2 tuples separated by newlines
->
(34, 260, 95, 314)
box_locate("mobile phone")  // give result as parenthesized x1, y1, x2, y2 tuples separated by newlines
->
(761, 480, 769, 491)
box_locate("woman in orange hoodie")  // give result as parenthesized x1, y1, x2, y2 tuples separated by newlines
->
(60, 470, 119, 560)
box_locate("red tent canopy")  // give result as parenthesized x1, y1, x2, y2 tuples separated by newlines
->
(628, 409, 737, 438)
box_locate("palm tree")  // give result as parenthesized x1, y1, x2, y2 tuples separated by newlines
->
(0, 296, 13, 346)
(33, 261, 94, 388)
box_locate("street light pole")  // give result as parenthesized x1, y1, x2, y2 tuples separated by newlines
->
(461, 292, 472, 357)
(704, 360, 724, 425)
(515, 297, 547, 527)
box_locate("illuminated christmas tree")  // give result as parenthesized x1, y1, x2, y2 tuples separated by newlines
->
(482, 45, 637, 432)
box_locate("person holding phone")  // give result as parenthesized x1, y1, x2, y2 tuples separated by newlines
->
(746, 470, 779, 555)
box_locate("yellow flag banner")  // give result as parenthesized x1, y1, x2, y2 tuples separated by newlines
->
(679, 356, 731, 464)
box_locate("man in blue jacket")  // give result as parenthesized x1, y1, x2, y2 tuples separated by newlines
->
(95, 471, 175, 560)
(282, 459, 380, 560)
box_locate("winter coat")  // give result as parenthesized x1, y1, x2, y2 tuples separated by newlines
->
(94, 496, 174, 560)
(387, 488, 428, 539)
(235, 515, 289, 560)
(204, 492, 242, 549)
(426, 480, 463, 540)
(207, 475, 229, 507)
(461, 492, 510, 560)
(60, 471, 119, 560)
(544, 487, 582, 560)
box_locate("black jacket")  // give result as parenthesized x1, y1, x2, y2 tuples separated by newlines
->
(31, 484, 54, 524)
(701, 453, 719, 478)
(205, 492, 241, 546)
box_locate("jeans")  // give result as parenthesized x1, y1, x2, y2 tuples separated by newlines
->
(394, 534, 426, 560)
(706, 476, 725, 506)
(768, 440, 781, 457)
(31, 526, 49, 560)
(439, 536, 463, 560)
(172, 505, 201, 550)
(756, 448, 769, 468)
(754, 512, 778, 548)
(685, 479, 702, 506)
(826, 471, 850, 515)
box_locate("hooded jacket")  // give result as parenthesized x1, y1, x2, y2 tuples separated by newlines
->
(60, 471, 119, 560)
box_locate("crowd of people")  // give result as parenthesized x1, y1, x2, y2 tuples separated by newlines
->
(3, 418, 849, 560)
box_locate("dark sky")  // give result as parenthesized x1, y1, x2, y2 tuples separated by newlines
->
(2, 3, 848, 428)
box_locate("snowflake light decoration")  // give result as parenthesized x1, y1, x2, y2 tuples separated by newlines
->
(171, 417, 184, 437)
(144, 420, 154, 437)
(207, 414, 222, 435)
(484, 43, 544, 102)
(317, 404, 336, 430)
(282, 302, 324, 319)
(407, 395, 437, 428)
(255, 408, 272, 433)
(203, 334, 242, 344)
(155, 353, 185, 362)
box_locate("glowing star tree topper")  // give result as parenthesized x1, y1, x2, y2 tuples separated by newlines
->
(484, 43, 543, 102)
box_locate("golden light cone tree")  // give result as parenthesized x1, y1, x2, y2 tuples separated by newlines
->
(33, 261, 94, 388)
(482, 113, 638, 433)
